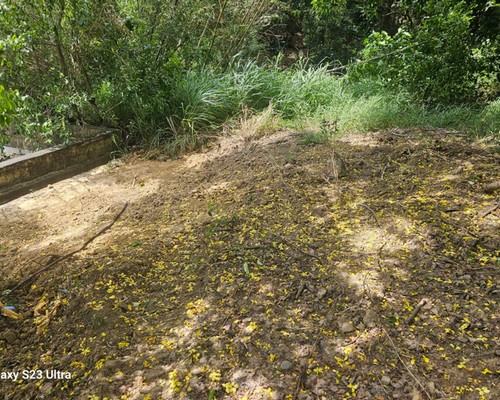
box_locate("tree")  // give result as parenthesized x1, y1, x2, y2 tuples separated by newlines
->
(0, 0, 276, 145)
(351, 1, 499, 103)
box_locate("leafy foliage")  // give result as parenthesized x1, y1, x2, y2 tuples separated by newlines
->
(0, 0, 274, 146)
(0, 86, 16, 127)
(0, 0, 498, 150)
(0, 85, 17, 150)
(351, 1, 499, 104)
(273, 0, 499, 105)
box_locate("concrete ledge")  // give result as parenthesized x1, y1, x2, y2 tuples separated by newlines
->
(0, 131, 118, 204)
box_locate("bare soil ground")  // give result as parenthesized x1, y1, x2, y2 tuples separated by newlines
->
(0, 128, 498, 400)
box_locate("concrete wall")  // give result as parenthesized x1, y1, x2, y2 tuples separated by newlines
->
(0, 131, 118, 204)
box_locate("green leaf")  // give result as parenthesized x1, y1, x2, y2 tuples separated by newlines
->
(243, 262, 250, 275)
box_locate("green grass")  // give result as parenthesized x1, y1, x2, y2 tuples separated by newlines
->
(298, 131, 332, 146)
(126, 61, 499, 152)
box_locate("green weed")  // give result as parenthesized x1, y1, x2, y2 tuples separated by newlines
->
(120, 61, 498, 151)
(298, 131, 331, 146)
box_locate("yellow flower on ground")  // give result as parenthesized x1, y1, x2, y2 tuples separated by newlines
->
(222, 382, 239, 394)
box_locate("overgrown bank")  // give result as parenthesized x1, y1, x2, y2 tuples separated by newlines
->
(0, 0, 498, 152)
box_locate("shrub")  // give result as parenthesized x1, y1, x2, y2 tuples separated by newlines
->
(350, 1, 499, 105)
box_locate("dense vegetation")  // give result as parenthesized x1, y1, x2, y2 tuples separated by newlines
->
(0, 4, 499, 399)
(0, 0, 498, 152)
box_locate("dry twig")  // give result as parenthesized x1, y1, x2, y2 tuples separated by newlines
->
(359, 203, 382, 229)
(406, 298, 427, 325)
(269, 232, 323, 264)
(382, 327, 432, 400)
(442, 219, 479, 238)
(295, 280, 306, 300)
(480, 202, 499, 219)
(293, 331, 321, 400)
(9, 202, 129, 293)
(380, 162, 390, 180)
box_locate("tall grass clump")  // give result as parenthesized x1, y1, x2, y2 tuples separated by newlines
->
(275, 63, 343, 119)
(315, 77, 499, 137)
(159, 63, 284, 153)
(128, 60, 498, 153)
(474, 99, 500, 137)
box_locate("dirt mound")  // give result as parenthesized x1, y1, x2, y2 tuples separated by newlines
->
(1, 129, 498, 399)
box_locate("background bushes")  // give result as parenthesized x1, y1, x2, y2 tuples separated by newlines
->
(0, 0, 498, 152)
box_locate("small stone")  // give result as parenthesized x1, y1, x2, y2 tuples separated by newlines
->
(59, 354, 72, 366)
(363, 309, 378, 328)
(143, 367, 165, 381)
(40, 382, 53, 395)
(381, 375, 391, 385)
(102, 359, 122, 375)
(339, 320, 355, 333)
(411, 388, 423, 400)
(280, 360, 293, 371)
(317, 288, 327, 300)
(232, 369, 250, 381)
(1, 329, 17, 344)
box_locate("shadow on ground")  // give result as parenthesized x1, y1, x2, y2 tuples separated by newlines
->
(0, 129, 498, 399)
